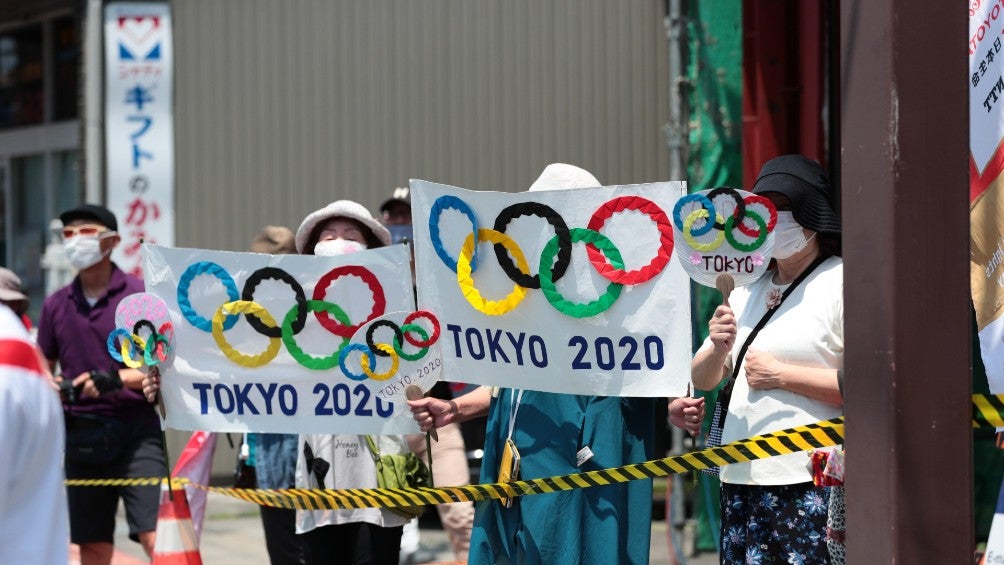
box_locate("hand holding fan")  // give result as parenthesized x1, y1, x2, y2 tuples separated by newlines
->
(107, 292, 175, 418)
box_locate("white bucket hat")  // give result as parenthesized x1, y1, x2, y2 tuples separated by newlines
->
(295, 200, 392, 253)
(528, 163, 601, 192)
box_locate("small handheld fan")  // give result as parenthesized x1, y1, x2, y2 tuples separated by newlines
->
(339, 310, 443, 402)
(342, 309, 443, 441)
(670, 187, 777, 302)
(107, 292, 175, 369)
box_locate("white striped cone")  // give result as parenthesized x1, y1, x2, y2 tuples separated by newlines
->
(152, 484, 203, 565)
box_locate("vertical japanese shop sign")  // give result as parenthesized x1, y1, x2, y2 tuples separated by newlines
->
(105, 3, 174, 277)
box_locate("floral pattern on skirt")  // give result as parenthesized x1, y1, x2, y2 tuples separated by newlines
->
(720, 481, 831, 564)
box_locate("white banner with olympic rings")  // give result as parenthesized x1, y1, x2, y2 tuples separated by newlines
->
(142, 244, 428, 434)
(411, 180, 692, 397)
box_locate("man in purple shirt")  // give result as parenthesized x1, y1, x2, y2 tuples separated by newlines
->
(37, 204, 165, 565)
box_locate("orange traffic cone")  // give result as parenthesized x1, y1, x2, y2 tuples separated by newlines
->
(152, 483, 203, 565)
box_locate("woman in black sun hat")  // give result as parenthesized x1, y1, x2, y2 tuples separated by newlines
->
(692, 154, 844, 563)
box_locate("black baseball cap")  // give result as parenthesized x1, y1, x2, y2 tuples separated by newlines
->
(59, 204, 118, 232)
(380, 187, 411, 214)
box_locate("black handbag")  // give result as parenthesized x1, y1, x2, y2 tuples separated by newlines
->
(703, 255, 829, 475)
(64, 413, 127, 466)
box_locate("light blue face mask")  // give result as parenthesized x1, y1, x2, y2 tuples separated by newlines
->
(386, 224, 413, 245)
(772, 212, 815, 259)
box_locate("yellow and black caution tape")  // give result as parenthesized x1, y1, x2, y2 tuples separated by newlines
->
(65, 417, 845, 510)
(208, 416, 844, 511)
(973, 393, 1004, 428)
(64, 476, 169, 487)
(64, 393, 1004, 510)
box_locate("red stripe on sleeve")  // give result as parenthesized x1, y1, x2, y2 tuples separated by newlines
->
(0, 338, 45, 376)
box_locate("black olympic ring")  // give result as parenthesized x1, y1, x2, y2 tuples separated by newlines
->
(241, 267, 308, 338)
(706, 186, 746, 231)
(133, 319, 157, 339)
(365, 320, 405, 358)
(492, 202, 572, 289)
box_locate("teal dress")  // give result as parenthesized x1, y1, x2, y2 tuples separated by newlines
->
(469, 388, 654, 564)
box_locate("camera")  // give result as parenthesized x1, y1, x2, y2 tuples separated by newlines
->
(59, 369, 123, 404)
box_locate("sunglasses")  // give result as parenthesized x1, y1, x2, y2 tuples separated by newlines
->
(62, 225, 112, 239)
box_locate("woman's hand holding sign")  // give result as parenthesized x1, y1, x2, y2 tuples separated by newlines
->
(668, 396, 706, 436)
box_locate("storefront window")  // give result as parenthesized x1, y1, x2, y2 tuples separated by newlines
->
(5, 151, 80, 322)
(53, 16, 79, 121)
(10, 154, 46, 320)
(0, 24, 44, 128)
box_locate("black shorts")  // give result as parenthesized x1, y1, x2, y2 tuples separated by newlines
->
(65, 424, 166, 544)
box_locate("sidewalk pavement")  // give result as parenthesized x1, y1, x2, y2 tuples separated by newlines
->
(105, 491, 720, 564)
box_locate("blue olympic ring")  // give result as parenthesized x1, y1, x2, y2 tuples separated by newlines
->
(429, 195, 480, 273)
(672, 193, 716, 237)
(106, 328, 136, 362)
(177, 261, 240, 332)
(338, 343, 378, 382)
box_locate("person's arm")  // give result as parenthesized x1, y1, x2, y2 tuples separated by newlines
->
(70, 366, 137, 399)
(117, 367, 146, 391)
(691, 304, 736, 391)
(743, 348, 843, 407)
(407, 385, 492, 431)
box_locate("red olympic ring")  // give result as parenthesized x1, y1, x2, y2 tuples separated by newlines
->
(311, 266, 387, 338)
(585, 196, 674, 285)
(403, 310, 441, 348)
(736, 194, 778, 238)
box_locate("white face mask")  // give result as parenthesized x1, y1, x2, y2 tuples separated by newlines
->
(314, 238, 367, 256)
(772, 212, 815, 260)
(64, 234, 112, 270)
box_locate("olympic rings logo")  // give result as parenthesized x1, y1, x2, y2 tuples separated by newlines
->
(671, 187, 777, 253)
(107, 320, 174, 368)
(337, 311, 441, 382)
(428, 195, 675, 318)
(175, 261, 440, 379)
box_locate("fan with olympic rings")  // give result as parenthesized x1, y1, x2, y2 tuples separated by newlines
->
(107, 292, 176, 372)
(670, 186, 777, 299)
(337, 309, 443, 405)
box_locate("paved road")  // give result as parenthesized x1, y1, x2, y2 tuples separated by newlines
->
(102, 491, 719, 564)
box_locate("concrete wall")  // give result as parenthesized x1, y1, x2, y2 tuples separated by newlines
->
(172, 0, 671, 251)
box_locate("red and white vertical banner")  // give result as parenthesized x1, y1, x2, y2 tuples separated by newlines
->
(971, 2, 1004, 552)
(104, 3, 175, 278)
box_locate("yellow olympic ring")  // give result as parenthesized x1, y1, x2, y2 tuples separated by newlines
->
(211, 300, 282, 368)
(683, 209, 726, 252)
(457, 228, 531, 316)
(120, 334, 146, 369)
(360, 343, 399, 381)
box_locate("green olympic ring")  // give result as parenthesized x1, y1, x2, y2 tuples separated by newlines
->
(392, 324, 431, 361)
(724, 212, 768, 252)
(538, 228, 625, 318)
(281, 300, 352, 370)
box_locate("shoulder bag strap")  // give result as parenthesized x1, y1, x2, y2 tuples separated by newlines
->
(726, 254, 830, 384)
(717, 253, 831, 409)
(363, 435, 381, 462)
